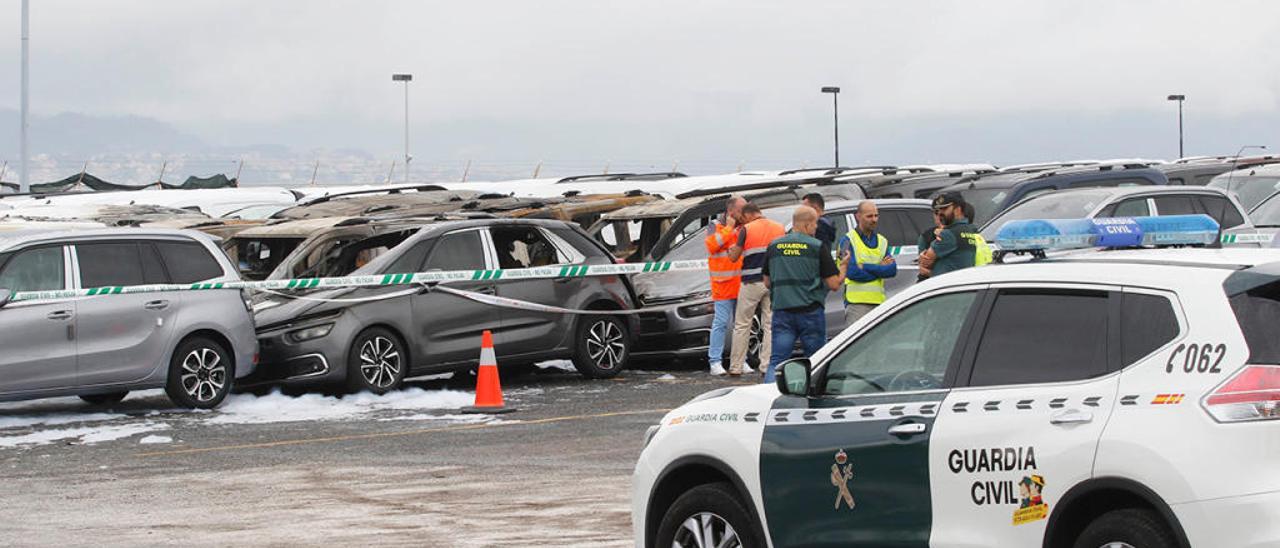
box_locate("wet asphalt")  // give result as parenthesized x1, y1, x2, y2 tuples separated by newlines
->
(0, 361, 759, 547)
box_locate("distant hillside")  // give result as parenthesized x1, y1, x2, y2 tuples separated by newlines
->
(0, 109, 207, 157)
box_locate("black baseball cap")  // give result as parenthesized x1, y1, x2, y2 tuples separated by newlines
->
(932, 192, 965, 211)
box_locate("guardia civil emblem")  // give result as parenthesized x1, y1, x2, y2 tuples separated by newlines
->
(830, 449, 855, 510)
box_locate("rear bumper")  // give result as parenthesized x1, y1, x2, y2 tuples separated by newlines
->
(1174, 489, 1280, 547)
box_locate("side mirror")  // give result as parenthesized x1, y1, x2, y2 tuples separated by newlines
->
(0, 288, 11, 309)
(775, 358, 812, 396)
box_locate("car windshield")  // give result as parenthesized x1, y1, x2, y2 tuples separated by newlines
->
(958, 188, 1013, 226)
(981, 189, 1111, 238)
(1211, 176, 1280, 210)
(1249, 192, 1280, 227)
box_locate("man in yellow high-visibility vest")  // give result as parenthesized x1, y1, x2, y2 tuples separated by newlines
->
(836, 201, 898, 326)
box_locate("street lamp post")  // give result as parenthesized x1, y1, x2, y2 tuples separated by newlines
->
(392, 73, 413, 183)
(821, 86, 841, 167)
(19, 0, 30, 193)
(1167, 94, 1186, 159)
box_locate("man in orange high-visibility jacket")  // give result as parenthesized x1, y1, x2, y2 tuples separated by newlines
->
(704, 196, 746, 376)
(727, 203, 786, 376)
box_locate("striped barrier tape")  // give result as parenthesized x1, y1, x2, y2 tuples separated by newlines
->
(10, 260, 711, 303)
(1221, 233, 1276, 245)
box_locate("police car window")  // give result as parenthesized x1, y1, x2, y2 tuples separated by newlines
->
(0, 246, 64, 293)
(1120, 293, 1180, 367)
(1195, 195, 1245, 228)
(822, 291, 977, 396)
(968, 289, 1109, 387)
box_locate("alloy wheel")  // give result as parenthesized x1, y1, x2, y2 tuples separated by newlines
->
(671, 512, 741, 548)
(585, 319, 626, 371)
(747, 315, 762, 359)
(359, 336, 402, 388)
(180, 347, 227, 403)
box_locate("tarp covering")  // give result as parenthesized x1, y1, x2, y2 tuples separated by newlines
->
(31, 173, 152, 194)
(162, 174, 238, 190)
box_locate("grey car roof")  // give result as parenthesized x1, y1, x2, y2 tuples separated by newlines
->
(0, 227, 216, 253)
(825, 198, 932, 212)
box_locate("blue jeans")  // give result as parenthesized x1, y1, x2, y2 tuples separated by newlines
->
(708, 299, 736, 366)
(764, 307, 826, 383)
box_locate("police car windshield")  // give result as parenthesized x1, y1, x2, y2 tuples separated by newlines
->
(1248, 191, 1280, 227)
(958, 188, 1010, 226)
(981, 189, 1111, 239)
(1212, 176, 1280, 210)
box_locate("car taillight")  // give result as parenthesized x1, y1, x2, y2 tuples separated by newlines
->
(1203, 365, 1280, 422)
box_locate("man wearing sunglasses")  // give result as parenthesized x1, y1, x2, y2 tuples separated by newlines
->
(917, 192, 992, 279)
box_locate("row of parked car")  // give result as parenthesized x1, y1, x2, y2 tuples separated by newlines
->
(0, 156, 1276, 409)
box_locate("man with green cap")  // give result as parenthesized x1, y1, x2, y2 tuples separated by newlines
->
(918, 192, 992, 278)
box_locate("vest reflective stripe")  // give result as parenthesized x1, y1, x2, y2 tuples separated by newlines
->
(705, 222, 743, 300)
(740, 218, 786, 282)
(844, 229, 888, 305)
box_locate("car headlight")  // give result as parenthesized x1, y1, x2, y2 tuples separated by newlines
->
(288, 323, 334, 343)
(678, 302, 716, 318)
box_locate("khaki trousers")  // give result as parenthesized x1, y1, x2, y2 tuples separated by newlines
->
(844, 303, 877, 328)
(730, 281, 772, 373)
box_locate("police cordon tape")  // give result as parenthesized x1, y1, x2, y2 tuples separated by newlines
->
(9, 260, 711, 304)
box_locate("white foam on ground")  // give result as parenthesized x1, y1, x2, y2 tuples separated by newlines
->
(535, 360, 576, 372)
(656, 374, 676, 381)
(138, 435, 173, 444)
(0, 422, 170, 448)
(207, 388, 476, 425)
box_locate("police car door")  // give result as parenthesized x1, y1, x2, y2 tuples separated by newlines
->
(928, 285, 1121, 547)
(760, 286, 985, 547)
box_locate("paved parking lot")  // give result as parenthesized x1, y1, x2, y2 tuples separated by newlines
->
(0, 364, 749, 547)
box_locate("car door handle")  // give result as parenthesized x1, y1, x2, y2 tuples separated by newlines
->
(47, 310, 72, 321)
(144, 300, 170, 310)
(887, 423, 927, 436)
(1049, 409, 1094, 425)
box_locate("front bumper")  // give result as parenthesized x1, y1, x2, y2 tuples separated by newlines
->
(631, 298, 717, 359)
(241, 321, 350, 387)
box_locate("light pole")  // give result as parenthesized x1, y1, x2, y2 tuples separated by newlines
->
(1167, 94, 1185, 159)
(821, 86, 840, 167)
(392, 73, 413, 183)
(19, 0, 30, 193)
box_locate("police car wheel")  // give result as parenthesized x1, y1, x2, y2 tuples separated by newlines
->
(656, 482, 763, 548)
(1072, 508, 1178, 548)
(571, 316, 629, 379)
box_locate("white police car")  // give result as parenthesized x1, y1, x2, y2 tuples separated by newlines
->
(632, 215, 1280, 548)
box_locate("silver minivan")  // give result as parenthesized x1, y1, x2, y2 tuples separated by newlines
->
(0, 229, 257, 409)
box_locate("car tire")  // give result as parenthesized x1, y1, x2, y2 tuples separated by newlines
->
(1072, 508, 1178, 548)
(746, 314, 762, 368)
(165, 337, 234, 409)
(571, 315, 630, 379)
(345, 327, 407, 394)
(79, 392, 128, 406)
(655, 482, 763, 548)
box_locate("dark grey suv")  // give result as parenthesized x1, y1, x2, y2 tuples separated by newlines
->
(250, 219, 639, 393)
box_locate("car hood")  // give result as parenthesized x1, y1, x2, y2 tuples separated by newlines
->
(634, 268, 709, 303)
(252, 286, 359, 330)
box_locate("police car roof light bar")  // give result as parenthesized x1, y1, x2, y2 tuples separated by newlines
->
(994, 214, 1220, 254)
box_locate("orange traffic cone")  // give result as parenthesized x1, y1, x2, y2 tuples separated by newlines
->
(462, 330, 516, 414)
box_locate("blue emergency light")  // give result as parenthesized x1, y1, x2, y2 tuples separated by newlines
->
(994, 214, 1220, 253)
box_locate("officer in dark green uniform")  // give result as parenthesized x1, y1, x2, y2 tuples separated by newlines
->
(761, 206, 846, 383)
(919, 192, 991, 278)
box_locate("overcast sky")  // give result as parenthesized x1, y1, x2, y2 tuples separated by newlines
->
(2, 0, 1279, 176)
